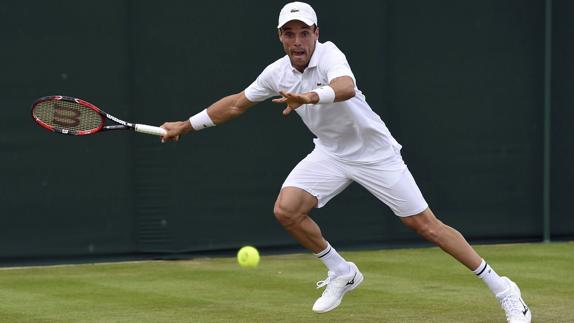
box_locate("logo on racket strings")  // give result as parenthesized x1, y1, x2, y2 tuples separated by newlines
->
(53, 103, 81, 127)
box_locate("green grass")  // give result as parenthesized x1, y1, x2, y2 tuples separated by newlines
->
(0, 242, 572, 322)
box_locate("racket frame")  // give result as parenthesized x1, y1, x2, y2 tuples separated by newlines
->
(31, 95, 163, 136)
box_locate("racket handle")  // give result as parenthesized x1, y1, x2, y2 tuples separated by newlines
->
(134, 124, 167, 136)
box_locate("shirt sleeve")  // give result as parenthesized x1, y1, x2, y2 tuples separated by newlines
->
(244, 65, 278, 102)
(320, 42, 356, 85)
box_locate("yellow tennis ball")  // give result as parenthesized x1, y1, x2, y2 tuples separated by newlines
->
(237, 246, 260, 268)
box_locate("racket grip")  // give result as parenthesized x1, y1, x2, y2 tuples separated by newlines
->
(134, 124, 167, 136)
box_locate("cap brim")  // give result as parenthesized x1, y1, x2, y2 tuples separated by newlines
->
(277, 16, 315, 28)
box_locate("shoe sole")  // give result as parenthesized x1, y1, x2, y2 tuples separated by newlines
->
(313, 266, 364, 314)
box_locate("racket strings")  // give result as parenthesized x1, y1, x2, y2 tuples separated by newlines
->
(33, 100, 103, 132)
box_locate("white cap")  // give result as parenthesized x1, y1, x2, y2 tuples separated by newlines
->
(277, 2, 317, 29)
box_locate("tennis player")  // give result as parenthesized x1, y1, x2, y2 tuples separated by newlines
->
(161, 2, 531, 322)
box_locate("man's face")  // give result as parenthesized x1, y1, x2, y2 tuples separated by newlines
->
(278, 20, 319, 72)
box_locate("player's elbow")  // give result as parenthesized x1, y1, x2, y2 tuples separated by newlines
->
(332, 76, 356, 102)
(345, 87, 356, 100)
(337, 87, 355, 102)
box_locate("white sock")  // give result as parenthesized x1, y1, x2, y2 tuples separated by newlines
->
(314, 242, 350, 276)
(473, 259, 509, 295)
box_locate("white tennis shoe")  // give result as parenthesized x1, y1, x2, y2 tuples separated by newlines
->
(497, 277, 532, 323)
(312, 262, 364, 313)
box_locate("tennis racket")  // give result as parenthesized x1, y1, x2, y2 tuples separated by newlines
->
(31, 95, 167, 136)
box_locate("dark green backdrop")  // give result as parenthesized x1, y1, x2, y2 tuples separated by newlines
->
(1, 0, 571, 259)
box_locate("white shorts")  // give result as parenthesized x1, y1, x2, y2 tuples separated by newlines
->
(281, 148, 428, 217)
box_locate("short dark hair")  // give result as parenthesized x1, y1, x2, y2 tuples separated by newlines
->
(279, 24, 317, 33)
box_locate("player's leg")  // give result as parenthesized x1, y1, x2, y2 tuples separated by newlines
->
(401, 209, 531, 322)
(274, 148, 351, 260)
(400, 208, 481, 269)
(273, 186, 325, 253)
(354, 161, 531, 322)
(355, 159, 492, 272)
(274, 149, 362, 313)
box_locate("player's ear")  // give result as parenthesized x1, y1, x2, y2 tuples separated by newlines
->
(277, 28, 282, 41)
(315, 26, 320, 39)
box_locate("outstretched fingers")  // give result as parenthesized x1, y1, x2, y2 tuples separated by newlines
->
(272, 97, 287, 104)
(273, 91, 304, 116)
(282, 106, 294, 115)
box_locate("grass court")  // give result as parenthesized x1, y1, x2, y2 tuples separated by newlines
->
(0, 242, 572, 322)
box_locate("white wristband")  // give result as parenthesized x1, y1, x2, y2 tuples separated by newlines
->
(311, 85, 336, 104)
(189, 109, 216, 131)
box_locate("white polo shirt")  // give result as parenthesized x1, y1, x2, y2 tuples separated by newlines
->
(245, 41, 402, 164)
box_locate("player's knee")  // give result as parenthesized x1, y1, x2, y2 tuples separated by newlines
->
(415, 223, 445, 243)
(401, 210, 446, 243)
(273, 201, 302, 228)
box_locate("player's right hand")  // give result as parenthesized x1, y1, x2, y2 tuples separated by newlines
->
(160, 120, 192, 143)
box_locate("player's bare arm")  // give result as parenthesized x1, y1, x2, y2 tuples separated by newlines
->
(272, 76, 355, 115)
(161, 91, 255, 142)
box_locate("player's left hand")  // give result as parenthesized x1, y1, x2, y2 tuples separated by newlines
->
(272, 91, 319, 115)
